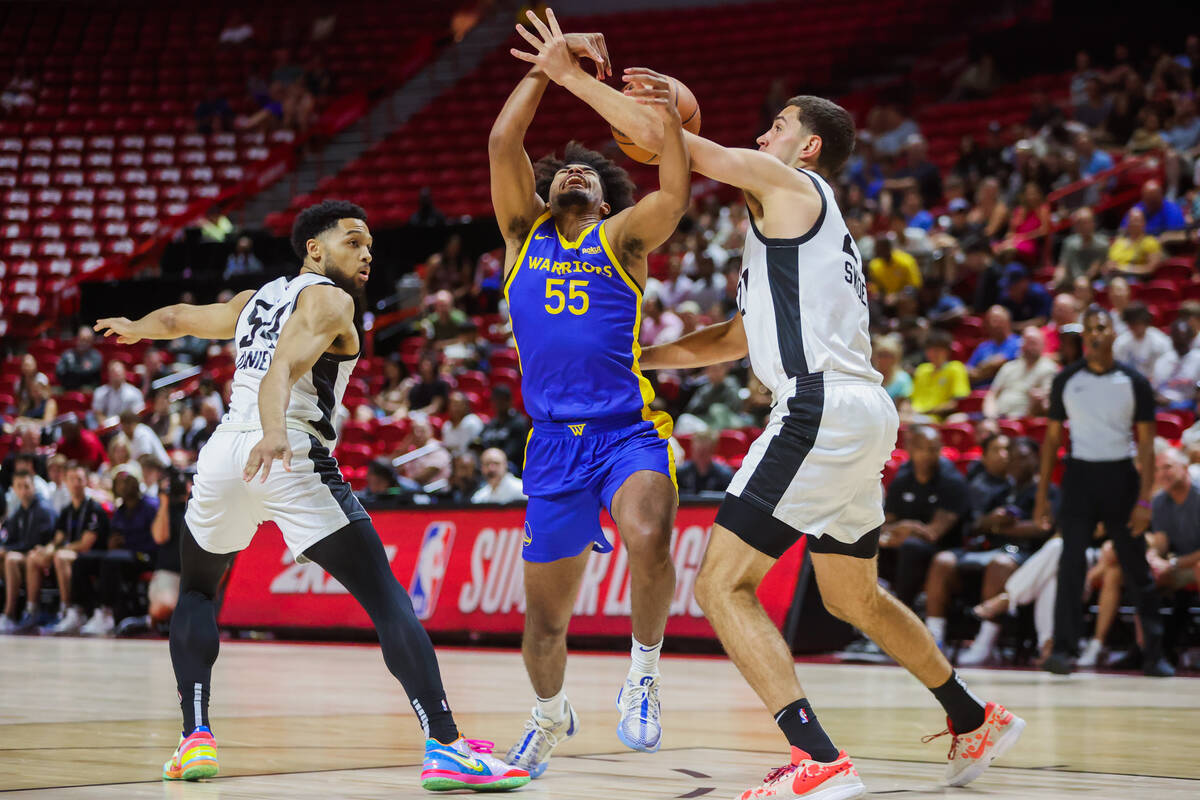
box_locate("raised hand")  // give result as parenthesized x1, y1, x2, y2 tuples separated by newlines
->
(94, 317, 142, 345)
(511, 8, 609, 83)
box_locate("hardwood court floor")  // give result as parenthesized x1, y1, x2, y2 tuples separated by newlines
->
(1, 637, 1198, 798)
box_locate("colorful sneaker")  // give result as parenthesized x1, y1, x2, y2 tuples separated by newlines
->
(162, 727, 219, 781)
(735, 748, 865, 799)
(504, 703, 579, 779)
(616, 674, 661, 752)
(924, 701, 1025, 787)
(422, 737, 530, 792)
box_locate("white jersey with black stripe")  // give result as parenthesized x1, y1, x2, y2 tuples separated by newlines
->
(735, 168, 880, 397)
(223, 272, 358, 446)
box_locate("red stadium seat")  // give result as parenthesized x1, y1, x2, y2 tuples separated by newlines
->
(336, 444, 374, 469)
(940, 421, 975, 451)
(717, 429, 749, 460)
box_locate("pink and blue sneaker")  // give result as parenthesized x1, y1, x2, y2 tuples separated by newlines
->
(421, 737, 530, 792)
(162, 726, 219, 781)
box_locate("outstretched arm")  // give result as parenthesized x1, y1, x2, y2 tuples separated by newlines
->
(603, 72, 691, 268)
(243, 285, 354, 482)
(94, 290, 255, 343)
(640, 314, 748, 370)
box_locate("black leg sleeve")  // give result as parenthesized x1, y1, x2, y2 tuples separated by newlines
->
(170, 524, 236, 734)
(303, 519, 459, 744)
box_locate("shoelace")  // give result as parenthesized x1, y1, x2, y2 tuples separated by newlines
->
(620, 678, 659, 720)
(921, 728, 958, 759)
(508, 717, 563, 767)
(463, 739, 495, 755)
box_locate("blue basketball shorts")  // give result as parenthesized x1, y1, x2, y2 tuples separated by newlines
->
(520, 411, 676, 563)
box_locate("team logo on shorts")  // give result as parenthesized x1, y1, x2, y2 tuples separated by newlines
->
(523, 522, 533, 547)
(568, 423, 587, 436)
(410, 521, 456, 620)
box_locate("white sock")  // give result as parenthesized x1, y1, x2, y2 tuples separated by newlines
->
(1081, 638, 1103, 656)
(973, 621, 1000, 652)
(630, 636, 662, 677)
(535, 689, 568, 723)
(926, 616, 947, 645)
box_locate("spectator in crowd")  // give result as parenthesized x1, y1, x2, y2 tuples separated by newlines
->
(677, 363, 745, 434)
(471, 448, 525, 505)
(14, 354, 45, 417)
(0, 472, 56, 632)
(1070, 50, 1098, 106)
(395, 415, 451, 486)
(997, 264, 1052, 328)
(1073, 131, 1113, 178)
(998, 183, 1051, 265)
(135, 349, 170, 398)
(180, 399, 222, 452)
(1149, 448, 1200, 594)
(79, 463, 159, 636)
(1114, 302, 1172, 378)
(409, 187, 448, 227)
(223, 235, 265, 280)
(420, 290, 476, 350)
(406, 353, 451, 417)
(114, 464, 190, 635)
(899, 188, 934, 232)
(965, 434, 1013, 517)
(870, 102, 921, 157)
(1054, 208, 1110, 287)
(1153, 320, 1200, 411)
(1126, 107, 1169, 154)
(949, 437, 1057, 664)
(1106, 210, 1165, 279)
(45, 462, 109, 635)
(984, 327, 1058, 418)
(873, 334, 913, 412)
(16, 372, 56, 430)
(922, 276, 967, 328)
(868, 234, 922, 306)
(4, 452, 51, 519)
(42, 455, 70, 514)
(478, 384, 529, 476)
(444, 452, 482, 505)
(968, 305, 1021, 386)
(56, 418, 107, 472)
(373, 357, 411, 417)
(1074, 78, 1112, 131)
(640, 292, 683, 346)
(967, 176, 1009, 241)
(195, 90, 234, 134)
(911, 329, 970, 420)
(355, 460, 409, 510)
(115, 410, 171, 469)
(891, 136, 943, 209)
(92, 361, 145, 422)
(675, 430, 734, 497)
(1122, 179, 1187, 237)
(55, 326, 104, 390)
(880, 426, 970, 610)
(1042, 293, 1081, 356)
(950, 53, 999, 100)
(144, 388, 179, 445)
(965, 239, 1004, 313)
(441, 392, 483, 457)
(1106, 276, 1131, 339)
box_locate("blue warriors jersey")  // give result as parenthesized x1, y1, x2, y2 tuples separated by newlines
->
(504, 210, 663, 426)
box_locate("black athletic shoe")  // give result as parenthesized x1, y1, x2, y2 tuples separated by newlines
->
(1041, 652, 1073, 675)
(1143, 658, 1176, 678)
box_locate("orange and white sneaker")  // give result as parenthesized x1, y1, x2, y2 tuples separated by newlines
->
(924, 701, 1025, 787)
(735, 747, 865, 800)
(162, 726, 219, 781)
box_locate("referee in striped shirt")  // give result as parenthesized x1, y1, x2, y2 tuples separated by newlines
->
(1033, 305, 1174, 676)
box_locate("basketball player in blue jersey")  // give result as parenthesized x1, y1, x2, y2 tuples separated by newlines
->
(515, 9, 1025, 800)
(95, 201, 528, 793)
(490, 17, 689, 779)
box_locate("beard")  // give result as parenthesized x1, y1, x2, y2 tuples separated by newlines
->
(325, 269, 367, 343)
(552, 187, 592, 212)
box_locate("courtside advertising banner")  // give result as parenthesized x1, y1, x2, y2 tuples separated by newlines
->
(218, 505, 805, 638)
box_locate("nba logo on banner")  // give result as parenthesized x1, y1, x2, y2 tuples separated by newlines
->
(410, 522, 456, 620)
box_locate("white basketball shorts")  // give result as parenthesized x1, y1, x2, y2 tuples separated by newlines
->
(184, 427, 369, 558)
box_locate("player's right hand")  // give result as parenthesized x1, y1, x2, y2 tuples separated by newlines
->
(94, 317, 142, 345)
(243, 430, 293, 483)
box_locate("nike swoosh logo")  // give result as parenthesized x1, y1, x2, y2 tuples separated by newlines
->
(444, 751, 487, 773)
(638, 646, 657, 652)
(534, 234, 552, 240)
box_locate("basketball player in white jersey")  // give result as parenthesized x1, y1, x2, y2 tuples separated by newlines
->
(94, 200, 529, 793)
(514, 12, 1024, 799)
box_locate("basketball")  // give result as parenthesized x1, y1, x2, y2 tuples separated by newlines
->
(612, 75, 701, 164)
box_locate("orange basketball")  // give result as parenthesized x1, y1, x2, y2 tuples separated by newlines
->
(612, 75, 701, 165)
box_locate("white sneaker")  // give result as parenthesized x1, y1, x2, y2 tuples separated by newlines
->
(51, 606, 85, 636)
(616, 674, 662, 752)
(1076, 639, 1104, 668)
(0, 616, 17, 634)
(504, 701, 579, 779)
(956, 640, 994, 667)
(80, 608, 114, 636)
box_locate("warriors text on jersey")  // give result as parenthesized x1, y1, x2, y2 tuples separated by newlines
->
(504, 209, 659, 424)
(224, 272, 359, 445)
(735, 168, 881, 395)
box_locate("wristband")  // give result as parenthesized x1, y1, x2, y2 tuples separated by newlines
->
(1137, 500, 1151, 510)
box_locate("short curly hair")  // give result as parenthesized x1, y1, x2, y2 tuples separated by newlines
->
(534, 141, 635, 216)
(290, 199, 368, 259)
